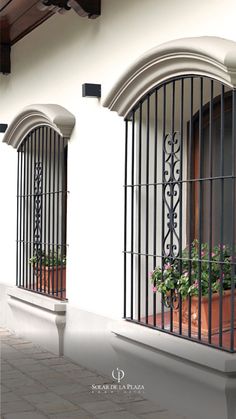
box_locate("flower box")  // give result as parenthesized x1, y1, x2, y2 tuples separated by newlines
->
(173, 290, 236, 336)
(34, 265, 66, 299)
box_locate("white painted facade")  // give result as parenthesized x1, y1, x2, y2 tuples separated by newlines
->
(1, 1, 236, 418)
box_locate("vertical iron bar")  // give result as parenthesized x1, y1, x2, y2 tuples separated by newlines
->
(48, 128, 52, 295)
(179, 78, 184, 335)
(198, 77, 203, 341)
(153, 89, 158, 327)
(188, 77, 194, 338)
(208, 79, 214, 344)
(38, 127, 42, 293)
(33, 129, 37, 291)
(138, 103, 142, 322)
(231, 89, 236, 352)
(25, 136, 29, 289)
(130, 112, 135, 319)
(40, 127, 44, 294)
(161, 84, 166, 329)
(170, 81, 175, 333)
(61, 138, 67, 299)
(52, 130, 56, 295)
(219, 85, 225, 347)
(39, 127, 43, 293)
(19, 143, 23, 288)
(145, 95, 150, 324)
(124, 120, 128, 317)
(29, 133, 33, 290)
(16, 150, 20, 286)
(56, 133, 60, 297)
(44, 127, 47, 294)
(32, 131, 36, 290)
(59, 139, 63, 299)
(22, 139, 26, 289)
(59, 138, 63, 299)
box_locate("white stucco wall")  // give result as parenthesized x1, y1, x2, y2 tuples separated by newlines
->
(1, 0, 236, 319)
(2, 2, 236, 418)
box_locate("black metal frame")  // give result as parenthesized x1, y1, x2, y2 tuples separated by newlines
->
(16, 125, 68, 299)
(124, 75, 236, 352)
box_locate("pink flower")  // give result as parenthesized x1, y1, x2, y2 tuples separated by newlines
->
(193, 280, 199, 288)
(164, 263, 171, 270)
(152, 286, 157, 292)
(183, 271, 188, 277)
(212, 252, 216, 257)
(201, 251, 205, 257)
(149, 271, 153, 277)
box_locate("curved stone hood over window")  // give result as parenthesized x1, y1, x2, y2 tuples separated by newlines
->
(2, 104, 76, 149)
(103, 36, 236, 118)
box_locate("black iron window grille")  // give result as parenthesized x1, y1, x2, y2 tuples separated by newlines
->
(124, 75, 236, 352)
(16, 126, 68, 299)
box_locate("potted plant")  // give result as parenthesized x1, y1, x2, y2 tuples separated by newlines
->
(151, 240, 236, 335)
(29, 250, 66, 298)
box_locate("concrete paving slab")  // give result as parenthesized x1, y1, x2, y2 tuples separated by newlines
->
(48, 410, 95, 419)
(47, 382, 85, 395)
(1, 400, 35, 415)
(32, 399, 78, 414)
(121, 399, 166, 415)
(62, 390, 108, 405)
(96, 412, 139, 419)
(1, 392, 22, 403)
(79, 400, 124, 415)
(13, 383, 49, 396)
(2, 412, 48, 419)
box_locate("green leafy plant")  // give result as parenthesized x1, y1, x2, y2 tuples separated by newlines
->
(29, 250, 66, 267)
(151, 240, 234, 300)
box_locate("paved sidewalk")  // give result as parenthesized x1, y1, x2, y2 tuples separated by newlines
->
(0, 328, 186, 419)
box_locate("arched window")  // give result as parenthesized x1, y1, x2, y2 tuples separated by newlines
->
(2, 104, 75, 300)
(104, 36, 236, 353)
(17, 126, 68, 299)
(123, 75, 236, 352)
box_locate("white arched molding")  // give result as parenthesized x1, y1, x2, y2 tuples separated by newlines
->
(103, 36, 236, 118)
(2, 104, 75, 149)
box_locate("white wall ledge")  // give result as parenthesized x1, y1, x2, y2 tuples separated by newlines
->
(7, 286, 67, 355)
(111, 319, 236, 375)
(7, 286, 67, 313)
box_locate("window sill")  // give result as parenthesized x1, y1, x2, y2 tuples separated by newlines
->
(111, 319, 236, 374)
(7, 286, 67, 313)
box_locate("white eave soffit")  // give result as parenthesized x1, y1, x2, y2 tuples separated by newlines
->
(2, 104, 76, 149)
(103, 36, 236, 118)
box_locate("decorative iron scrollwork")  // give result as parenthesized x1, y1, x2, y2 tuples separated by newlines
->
(162, 131, 181, 309)
(163, 131, 181, 259)
(33, 162, 43, 259)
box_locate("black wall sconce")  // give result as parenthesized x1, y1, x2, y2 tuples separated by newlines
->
(82, 83, 101, 98)
(0, 124, 8, 133)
